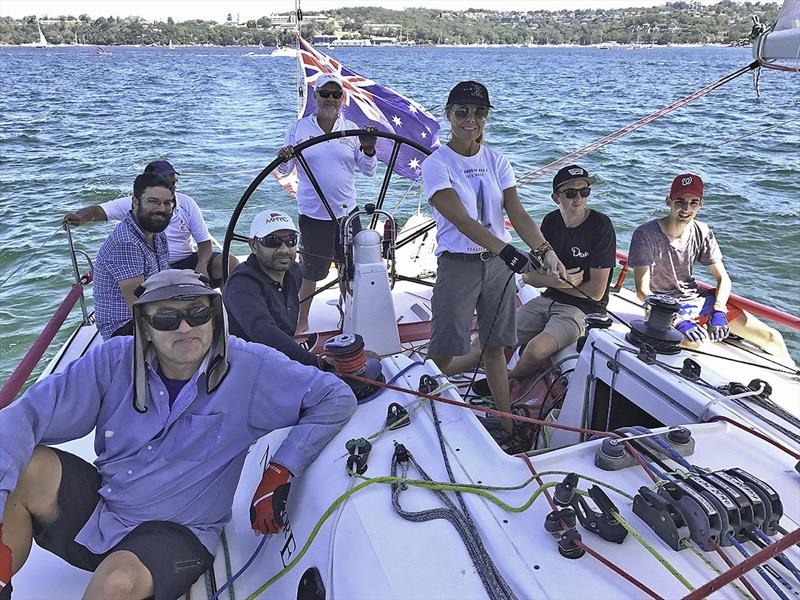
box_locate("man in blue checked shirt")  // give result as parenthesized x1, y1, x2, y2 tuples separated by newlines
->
(93, 171, 174, 340)
(0, 270, 357, 600)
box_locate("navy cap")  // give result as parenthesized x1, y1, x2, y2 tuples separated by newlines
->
(552, 165, 596, 192)
(446, 81, 493, 108)
(144, 160, 179, 176)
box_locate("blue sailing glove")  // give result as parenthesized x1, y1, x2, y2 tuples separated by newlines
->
(675, 319, 707, 343)
(706, 310, 729, 342)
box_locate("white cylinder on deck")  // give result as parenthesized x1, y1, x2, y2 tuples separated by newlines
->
(353, 228, 382, 264)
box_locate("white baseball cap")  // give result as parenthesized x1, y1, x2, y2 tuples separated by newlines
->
(315, 74, 343, 90)
(249, 210, 298, 239)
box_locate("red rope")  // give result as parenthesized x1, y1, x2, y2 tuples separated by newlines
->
(710, 540, 764, 600)
(684, 529, 800, 600)
(515, 62, 757, 186)
(708, 415, 800, 460)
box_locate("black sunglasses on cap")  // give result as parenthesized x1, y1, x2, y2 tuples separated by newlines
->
(146, 305, 213, 331)
(257, 233, 299, 248)
(317, 89, 343, 99)
(560, 187, 591, 199)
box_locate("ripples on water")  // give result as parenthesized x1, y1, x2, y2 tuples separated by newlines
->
(0, 45, 798, 382)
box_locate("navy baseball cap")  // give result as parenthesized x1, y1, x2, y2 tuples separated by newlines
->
(446, 81, 493, 108)
(144, 160, 179, 176)
(552, 165, 596, 191)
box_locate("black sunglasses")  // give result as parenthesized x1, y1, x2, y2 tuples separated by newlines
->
(257, 233, 299, 248)
(560, 187, 591, 199)
(317, 89, 343, 99)
(146, 305, 213, 331)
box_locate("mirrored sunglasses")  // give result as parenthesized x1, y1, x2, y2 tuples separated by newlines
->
(146, 305, 212, 331)
(452, 105, 491, 121)
(257, 233, 299, 248)
(317, 89, 343, 99)
(561, 187, 591, 199)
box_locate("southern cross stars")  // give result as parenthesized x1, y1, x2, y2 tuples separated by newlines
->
(408, 157, 420, 171)
(391, 115, 403, 127)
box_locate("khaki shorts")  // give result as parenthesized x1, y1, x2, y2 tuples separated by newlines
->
(516, 295, 586, 351)
(430, 253, 517, 356)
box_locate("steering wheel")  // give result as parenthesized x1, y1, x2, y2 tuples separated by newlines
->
(221, 129, 432, 282)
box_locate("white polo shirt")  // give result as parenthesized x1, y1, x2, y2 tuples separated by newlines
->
(100, 192, 211, 263)
(422, 144, 514, 255)
(278, 114, 377, 220)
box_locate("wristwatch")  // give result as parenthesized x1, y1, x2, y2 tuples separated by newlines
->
(532, 241, 553, 264)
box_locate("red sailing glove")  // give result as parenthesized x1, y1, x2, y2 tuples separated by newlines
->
(250, 463, 292, 535)
(0, 525, 12, 599)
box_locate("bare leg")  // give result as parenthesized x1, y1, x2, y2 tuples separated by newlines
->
(297, 278, 317, 333)
(729, 311, 794, 365)
(209, 253, 239, 282)
(83, 550, 154, 600)
(483, 345, 513, 432)
(508, 332, 559, 380)
(2, 446, 62, 574)
(426, 351, 453, 373)
(440, 337, 482, 376)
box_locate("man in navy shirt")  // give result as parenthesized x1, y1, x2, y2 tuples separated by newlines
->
(223, 210, 324, 368)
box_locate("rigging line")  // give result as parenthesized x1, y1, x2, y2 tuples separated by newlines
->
(711, 540, 766, 600)
(727, 535, 792, 600)
(0, 226, 63, 289)
(683, 541, 756, 600)
(515, 61, 758, 186)
(714, 117, 800, 147)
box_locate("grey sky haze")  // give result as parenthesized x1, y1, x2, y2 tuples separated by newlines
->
(0, 0, 745, 22)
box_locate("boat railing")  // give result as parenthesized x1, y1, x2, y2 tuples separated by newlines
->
(0, 224, 94, 410)
(615, 250, 800, 330)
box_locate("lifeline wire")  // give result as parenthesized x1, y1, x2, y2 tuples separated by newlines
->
(0, 226, 63, 289)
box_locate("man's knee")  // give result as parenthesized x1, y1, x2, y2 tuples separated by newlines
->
(87, 551, 152, 600)
(427, 352, 452, 371)
(13, 447, 60, 504)
(482, 345, 505, 359)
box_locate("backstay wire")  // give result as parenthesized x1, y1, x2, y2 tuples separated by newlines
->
(514, 61, 760, 186)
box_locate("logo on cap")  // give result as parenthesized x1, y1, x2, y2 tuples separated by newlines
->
(681, 176, 693, 187)
(266, 213, 288, 222)
(568, 168, 585, 176)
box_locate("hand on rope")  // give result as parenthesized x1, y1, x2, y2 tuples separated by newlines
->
(0, 525, 11, 600)
(250, 463, 292, 535)
(676, 320, 708, 343)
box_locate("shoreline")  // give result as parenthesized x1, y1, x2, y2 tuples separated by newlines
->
(0, 42, 743, 49)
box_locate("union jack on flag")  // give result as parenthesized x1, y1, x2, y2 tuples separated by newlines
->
(271, 38, 441, 196)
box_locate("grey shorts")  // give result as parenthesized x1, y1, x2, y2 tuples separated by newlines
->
(32, 447, 213, 600)
(430, 253, 517, 356)
(298, 212, 362, 281)
(516, 295, 586, 351)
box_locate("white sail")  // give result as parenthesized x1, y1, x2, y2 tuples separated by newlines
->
(36, 20, 48, 47)
(753, 0, 800, 63)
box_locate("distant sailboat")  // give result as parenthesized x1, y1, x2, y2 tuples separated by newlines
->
(35, 20, 48, 48)
(168, 39, 175, 50)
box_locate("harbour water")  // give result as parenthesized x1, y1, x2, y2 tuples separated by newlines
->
(0, 44, 798, 384)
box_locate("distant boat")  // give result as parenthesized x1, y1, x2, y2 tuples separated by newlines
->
(26, 19, 49, 48)
(270, 45, 298, 58)
(95, 47, 112, 56)
(598, 43, 610, 50)
(168, 39, 175, 50)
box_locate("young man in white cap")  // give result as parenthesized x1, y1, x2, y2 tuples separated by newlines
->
(628, 173, 792, 362)
(63, 160, 238, 286)
(223, 210, 327, 368)
(0, 269, 356, 600)
(276, 74, 378, 332)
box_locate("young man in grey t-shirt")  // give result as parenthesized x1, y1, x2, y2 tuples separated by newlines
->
(627, 173, 792, 363)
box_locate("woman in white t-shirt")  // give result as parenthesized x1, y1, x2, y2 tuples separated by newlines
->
(421, 81, 565, 437)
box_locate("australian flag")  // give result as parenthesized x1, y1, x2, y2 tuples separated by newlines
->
(273, 38, 441, 196)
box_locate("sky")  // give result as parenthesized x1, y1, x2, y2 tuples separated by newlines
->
(0, 0, 741, 22)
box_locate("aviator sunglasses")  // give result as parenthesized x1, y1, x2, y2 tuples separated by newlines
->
(560, 187, 591, 199)
(452, 105, 491, 121)
(146, 305, 213, 331)
(257, 233, 299, 248)
(317, 89, 343, 99)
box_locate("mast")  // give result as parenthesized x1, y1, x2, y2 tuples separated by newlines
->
(294, 0, 304, 117)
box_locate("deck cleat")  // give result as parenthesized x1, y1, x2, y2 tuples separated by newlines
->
(712, 470, 766, 532)
(725, 468, 783, 535)
(418, 374, 439, 396)
(679, 358, 702, 381)
(556, 528, 585, 559)
(657, 480, 722, 551)
(345, 438, 372, 475)
(384, 403, 410, 430)
(554, 473, 579, 506)
(633, 487, 691, 551)
(544, 507, 577, 537)
(569, 486, 628, 544)
(684, 475, 740, 546)
(700, 473, 756, 541)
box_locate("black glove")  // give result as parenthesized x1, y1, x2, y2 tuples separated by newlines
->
(499, 244, 529, 274)
(359, 127, 378, 156)
(526, 251, 543, 272)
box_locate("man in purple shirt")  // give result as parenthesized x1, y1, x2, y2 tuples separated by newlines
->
(0, 270, 356, 599)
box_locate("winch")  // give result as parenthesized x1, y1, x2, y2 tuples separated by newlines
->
(626, 294, 683, 355)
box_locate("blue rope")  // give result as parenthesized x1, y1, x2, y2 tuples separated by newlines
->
(728, 534, 792, 600)
(210, 535, 268, 600)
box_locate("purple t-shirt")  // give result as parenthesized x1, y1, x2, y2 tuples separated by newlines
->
(627, 219, 722, 301)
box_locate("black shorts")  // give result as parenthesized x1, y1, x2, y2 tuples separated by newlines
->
(298, 212, 362, 281)
(170, 251, 223, 288)
(33, 448, 213, 600)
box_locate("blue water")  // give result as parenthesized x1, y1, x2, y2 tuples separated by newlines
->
(1, 45, 798, 384)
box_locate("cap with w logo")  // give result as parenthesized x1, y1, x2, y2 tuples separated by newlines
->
(670, 173, 704, 198)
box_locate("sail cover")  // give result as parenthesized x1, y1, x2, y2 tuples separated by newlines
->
(753, 0, 800, 64)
